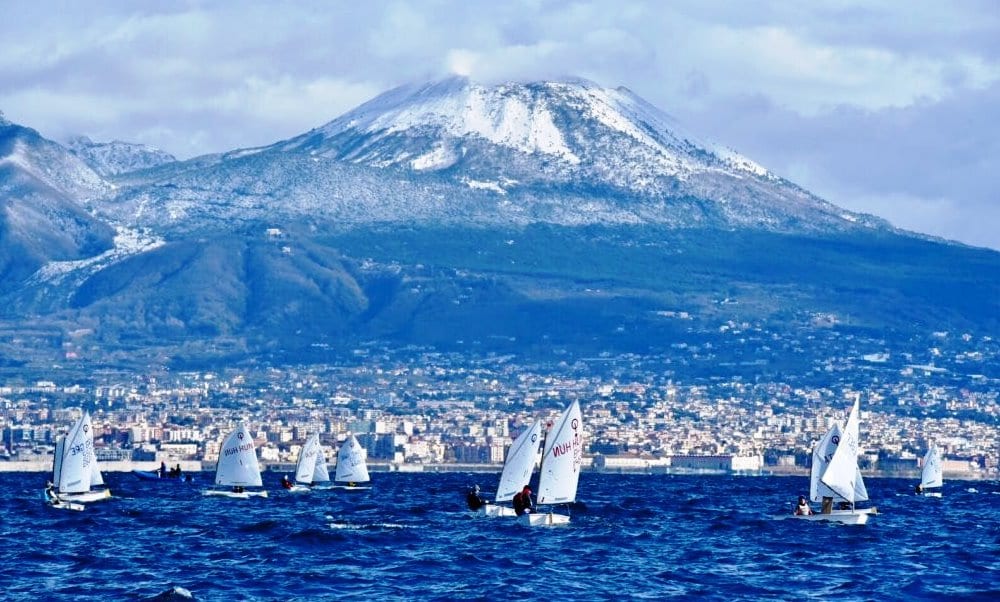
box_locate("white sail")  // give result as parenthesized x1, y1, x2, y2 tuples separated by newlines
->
(57, 412, 96, 494)
(921, 444, 943, 488)
(335, 435, 370, 484)
(90, 459, 106, 488)
(809, 423, 842, 503)
(536, 401, 583, 505)
(52, 436, 65, 488)
(810, 422, 868, 503)
(214, 424, 263, 487)
(821, 395, 865, 504)
(294, 433, 320, 485)
(495, 420, 542, 502)
(313, 446, 331, 483)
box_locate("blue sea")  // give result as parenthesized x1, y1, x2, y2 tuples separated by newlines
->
(2, 471, 999, 601)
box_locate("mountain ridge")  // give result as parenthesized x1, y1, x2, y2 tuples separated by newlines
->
(0, 78, 996, 372)
(90, 77, 889, 239)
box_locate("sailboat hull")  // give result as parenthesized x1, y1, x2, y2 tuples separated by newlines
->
(286, 484, 312, 493)
(48, 499, 85, 512)
(202, 489, 269, 499)
(331, 484, 371, 491)
(785, 509, 873, 525)
(44, 489, 86, 511)
(518, 512, 571, 526)
(477, 504, 517, 518)
(59, 489, 112, 503)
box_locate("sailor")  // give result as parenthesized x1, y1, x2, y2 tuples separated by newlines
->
(915, 484, 923, 495)
(159, 461, 168, 478)
(466, 484, 487, 511)
(281, 475, 293, 490)
(794, 496, 813, 515)
(512, 485, 534, 516)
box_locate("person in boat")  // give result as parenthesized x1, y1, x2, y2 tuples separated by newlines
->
(169, 464, 182, 478)
(837, 501, 852, 510)
(794, 496, 813, 516)
(915, 483, 923, 495)
(281, 475, 293, 490)
(45, 480, 58, 503)
(821, 496, 833, 514)
(466, 484, 487, 511)
(232, 486, 245, 494)
(512, 485, 534, 516)
(159, 461, 168, 478)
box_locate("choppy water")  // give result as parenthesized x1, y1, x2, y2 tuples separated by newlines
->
(2, 472, 999, 601)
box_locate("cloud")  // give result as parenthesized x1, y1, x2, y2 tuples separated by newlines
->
(676, 80, 1000, 249)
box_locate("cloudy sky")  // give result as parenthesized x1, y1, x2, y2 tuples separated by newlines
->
(2, 1, 998, 249)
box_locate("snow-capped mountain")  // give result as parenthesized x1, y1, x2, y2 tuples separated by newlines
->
(67, 135, 176, 177)
(283, 76, 762, 180)
(0, 117, 115, 286)
(266, 76, 884, 232)
(98, 77, 886, 235)
(1, 116, 110, 200)
(1, 79, 996, 370)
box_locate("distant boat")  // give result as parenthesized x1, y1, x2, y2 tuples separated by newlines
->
(287, 433, 330, 492)
(918, 444, 943, 497)
(46, 411, 112, 508)
(132, 469, 193, 483)
(203, 424, 268, 498)
(478, 420, 542, 518)
(133, 463, 193, 482)
(791, 395, 877, 525)
(333, 434, 371, 490)
(519, 401, 583, 526)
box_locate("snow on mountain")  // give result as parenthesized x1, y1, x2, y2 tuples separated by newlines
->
(0, 119, 116, 288)
(67, 136, 176, 177)
(91, 76, 888, 236)
(1, 121, 110, 201)
(281, 76, 770, 185)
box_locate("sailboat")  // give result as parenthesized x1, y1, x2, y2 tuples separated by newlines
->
(333, 434, 371, 490)
(918, 444, 943, 497)
(203, 424, 268, 498)
(792, 395, 877, 525)
(287, 433, 328, 492)
(478, 419, 542, 517)
(519, 401, 583, 527)
(311, 442, 332, 489)
(45, 411, 112, 508)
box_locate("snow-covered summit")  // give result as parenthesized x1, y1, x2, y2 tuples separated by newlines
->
(100, 76, 885, 235)
(1, 119, 109, 200)
(67, 135, 176, 177)
(278, 76, 772, 187)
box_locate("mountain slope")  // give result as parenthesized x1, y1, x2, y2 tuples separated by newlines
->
(94, 77, 887, 236)
(274, 76, 885, 232)
(0, 117, 115, 287)
(1, 79, 997, 372)
(69, 235, 369, 342)
(67, 135, 176, 177)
